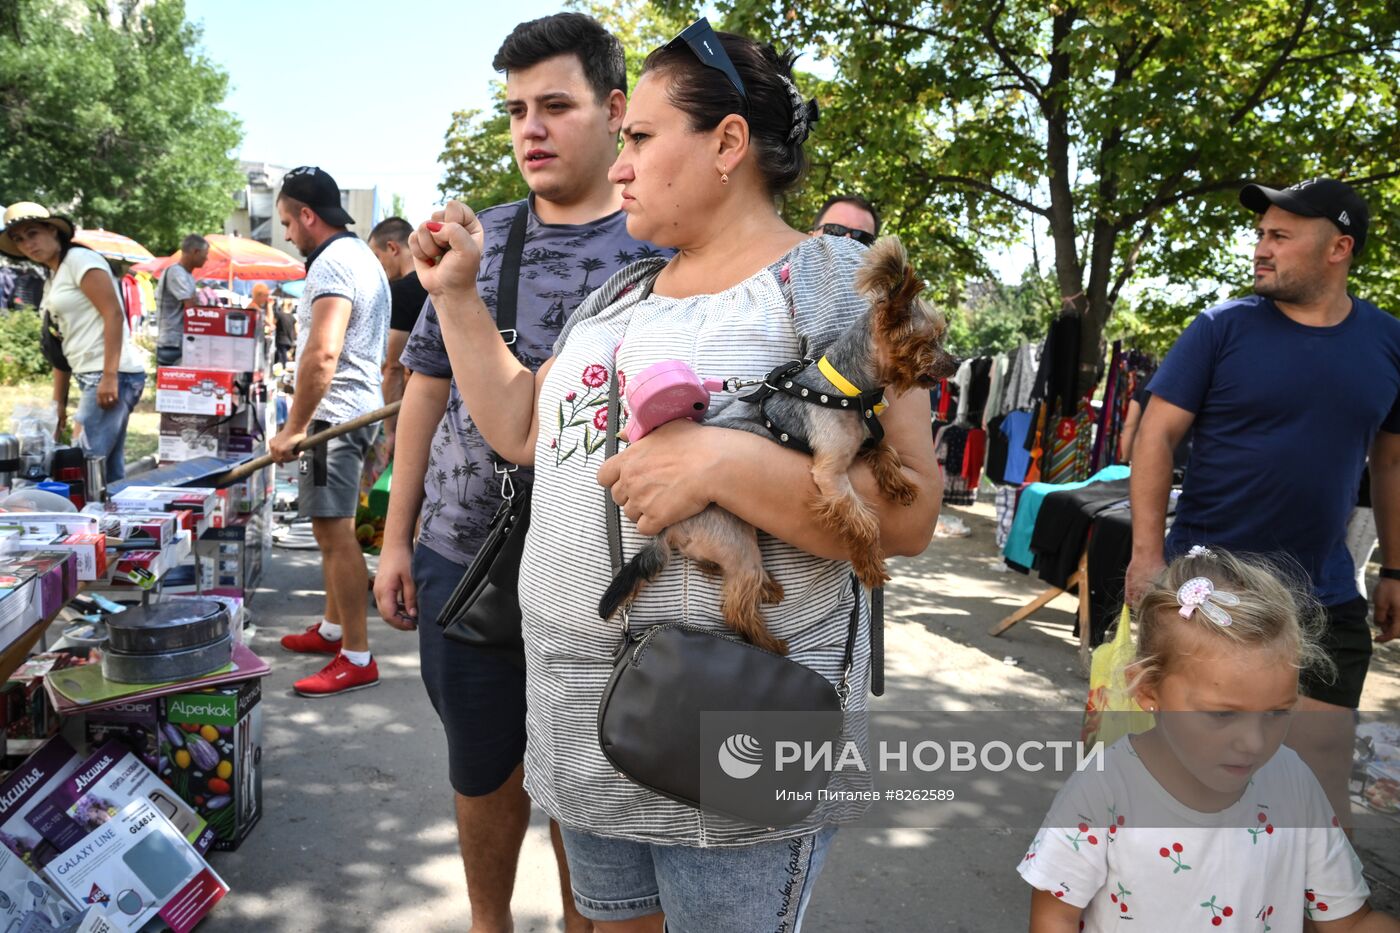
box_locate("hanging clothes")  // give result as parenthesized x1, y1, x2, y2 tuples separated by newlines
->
(995, 485, 1019, 548)
(983, 352, 1008, 427)
(963, 357, 993, 426)
(1000, 409, 1035, 485)
(1031, 315, 1082, 418)
(1003, 343, 1042, 412)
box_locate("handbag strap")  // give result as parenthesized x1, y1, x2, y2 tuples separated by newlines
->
(603, 368, 882, 701)
(495, 201, 530, 358)
(488, 200, 531, 482)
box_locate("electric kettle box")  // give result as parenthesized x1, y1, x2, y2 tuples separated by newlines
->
(181, 306, 264, 372)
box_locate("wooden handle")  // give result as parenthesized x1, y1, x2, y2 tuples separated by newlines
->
(212, 401, 401, 486)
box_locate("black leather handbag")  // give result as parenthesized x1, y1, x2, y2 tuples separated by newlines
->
(595, 370, 872, 827)
(438, 484, 530, 664)
(435, 203, 531, 666)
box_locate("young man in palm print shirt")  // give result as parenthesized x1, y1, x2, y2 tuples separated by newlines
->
(372, 13, 668, 933)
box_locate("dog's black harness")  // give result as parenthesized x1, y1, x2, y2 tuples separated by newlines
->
(739, 358, 888, 455)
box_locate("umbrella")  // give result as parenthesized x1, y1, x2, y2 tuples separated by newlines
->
(131, 234, 306, 283)
(74, 228, 153, 263)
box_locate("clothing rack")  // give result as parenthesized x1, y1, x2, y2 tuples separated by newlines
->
(989, 547, 1093, 669)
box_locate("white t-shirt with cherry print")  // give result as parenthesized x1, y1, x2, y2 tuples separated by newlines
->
(1018, 736, 1369, 930)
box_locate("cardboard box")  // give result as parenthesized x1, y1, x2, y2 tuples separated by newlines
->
(0, 735, 81, 870)
(181, 310, 256, 369)
(42, 799, 227, 932)
(0, 844, 82, 929)
(157, 411, 262, 464)
(26, 740, 214, 856)
(194, 508, 269, 595)
(180, 305, 264, 371)
(161, 679, 262, 851)
(110, 486, 220, 530)
(154, 368, 250, 417)
(84, 700, 160, 772)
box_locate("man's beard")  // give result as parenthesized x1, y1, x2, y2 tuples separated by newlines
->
(1253, 268, 1319, 305)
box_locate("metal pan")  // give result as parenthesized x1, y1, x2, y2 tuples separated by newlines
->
(106, 599, 229, 654)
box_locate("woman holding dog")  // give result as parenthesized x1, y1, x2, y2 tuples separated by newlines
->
(415, 23, 941, 931)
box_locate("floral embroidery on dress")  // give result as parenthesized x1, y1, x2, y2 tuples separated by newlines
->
(549, 363, 627, 465)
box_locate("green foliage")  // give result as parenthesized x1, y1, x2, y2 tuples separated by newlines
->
(438, 0, 1400, 368)
(715, 0, 1400, 378)
(0, 0, 243, 254)
(946, 268, 1059, 357)
(0, 308, 50, 384)
(438, 105, 529, 206)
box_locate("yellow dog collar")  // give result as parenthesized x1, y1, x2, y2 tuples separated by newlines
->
(817, 356, 887, 414)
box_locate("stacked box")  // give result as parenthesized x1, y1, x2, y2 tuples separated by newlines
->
(110, 486, 221, 530)
(160, 680, 263, 851)
(158, 410, 262, 463)
(194, 508, 270, 597)
(154, 367, 255, 417)
(26, 739, 215, 854)
(180, 306, 265, 371)
(85, 699, 161, 771)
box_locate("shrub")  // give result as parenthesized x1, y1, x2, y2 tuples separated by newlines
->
(0, 309, 49, 384)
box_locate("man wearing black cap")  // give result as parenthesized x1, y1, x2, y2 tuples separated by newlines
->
(269, 166, 391, 698)
(1127, 177, 1400, 816)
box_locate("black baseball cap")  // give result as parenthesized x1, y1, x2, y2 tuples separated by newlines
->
(279, 166, 355, 227)
(1240, 177, 1368, 256)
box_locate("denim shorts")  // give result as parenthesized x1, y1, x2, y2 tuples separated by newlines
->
(559, 825, 837, 931)
(72, 371, 146, 481)
(412, 544, 527, 797)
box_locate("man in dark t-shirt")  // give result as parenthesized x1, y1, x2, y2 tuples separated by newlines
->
(369, 216, 428, 450)
(371, 14, 668, 931)
(1128, 178, 1400, 821)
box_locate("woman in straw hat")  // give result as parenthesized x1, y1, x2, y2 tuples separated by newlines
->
(0, 202, 147, 479)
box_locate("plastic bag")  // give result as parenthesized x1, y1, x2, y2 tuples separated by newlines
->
(12, 399, 59, 476)
(1081, 605, 1156, 747)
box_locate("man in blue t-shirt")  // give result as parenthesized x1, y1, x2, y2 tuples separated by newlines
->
(371, 13, 666, 932)
(1127, 177, 1400, 817)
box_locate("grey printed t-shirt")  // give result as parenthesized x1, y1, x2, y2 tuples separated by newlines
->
(156, 264, 196, 349)
(400, 197, 668, 566)
(297, 232, 390, 423)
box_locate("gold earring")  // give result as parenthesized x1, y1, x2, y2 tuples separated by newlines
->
(720, 172, 729, 185)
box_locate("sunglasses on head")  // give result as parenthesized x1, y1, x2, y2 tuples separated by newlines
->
(665, 18, 748, 110)
(813, 223, 875, 246)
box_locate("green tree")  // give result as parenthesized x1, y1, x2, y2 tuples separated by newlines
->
(438, 105, 529, 206)
(0, 0, 242, 254)
(712, 0, 1400, 384)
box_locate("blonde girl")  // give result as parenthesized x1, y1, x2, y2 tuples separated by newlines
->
(1020, 548, 1397, 932)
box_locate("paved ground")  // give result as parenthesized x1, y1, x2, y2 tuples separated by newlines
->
(199, 499, 1400, 931)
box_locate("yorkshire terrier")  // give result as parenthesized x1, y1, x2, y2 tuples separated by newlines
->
(598, 237, 957, 654)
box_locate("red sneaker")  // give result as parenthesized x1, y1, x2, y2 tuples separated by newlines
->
(281, 624, 342, 655)
(293, 654, 379, 697)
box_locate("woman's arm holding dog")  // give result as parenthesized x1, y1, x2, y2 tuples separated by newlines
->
(597, 385, 939, 561)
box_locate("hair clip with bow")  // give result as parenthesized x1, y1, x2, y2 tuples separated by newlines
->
(1177, 576, 1240, 627)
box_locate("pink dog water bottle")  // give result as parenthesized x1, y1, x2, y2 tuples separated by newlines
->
(622, 360, 723, 442)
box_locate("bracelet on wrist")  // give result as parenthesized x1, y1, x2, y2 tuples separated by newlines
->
(1381, 567, 1400, 582)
